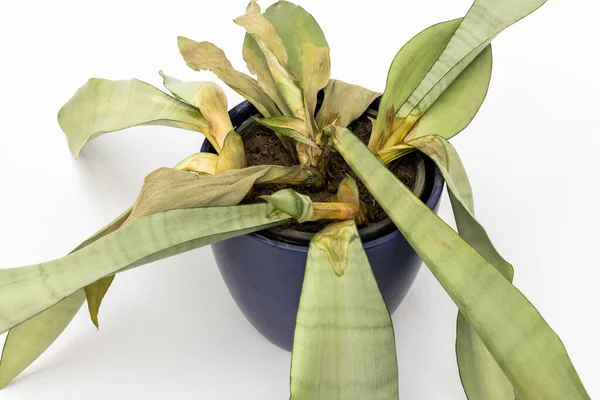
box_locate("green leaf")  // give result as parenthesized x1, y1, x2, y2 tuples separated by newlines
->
(0, 207, 132, 389)
(398, 0, 545, 119)
(0, 290, 85, 389)
(330, 127, 590, 400)
(58, 79, 209, 157)
(406, 135, 514, 399)
(159, 70, 205, 106)
(373, 19, 493, 149)
(373, 19, 463, 146)
(316, 80, 380, 130)
(289, 220, 398, 399)
(0, 199, 315, 335)
(177, 37, 281, 117)
(261, 0, 330, 117)
(235, 2, 306, 121)
(376, 0, 545, 149)
(252, 116, 318, 148)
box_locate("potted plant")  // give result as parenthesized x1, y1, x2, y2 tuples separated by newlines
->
(0, 0, 591, 399)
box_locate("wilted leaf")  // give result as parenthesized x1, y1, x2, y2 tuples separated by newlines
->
(264, 189, 358, 224)
(0, 200, 307, 336)
(235, 2, 306, 121)
(177, 37, 280, 117)
(290, 220, 398, 399)
(330, 127, 590, 400)
(193, 82, 234, 152)
(58, 79, 209, 157)
(215, 131, 247, 173)
(253, 116, 317, 148)
(0, 207, 132, 388)
(259, 0, 331, 116)
(159, 70, 205, 106)
(406, 135, 514, 399)
(177, 152, 218, 175)
(316, 80, 380, 129)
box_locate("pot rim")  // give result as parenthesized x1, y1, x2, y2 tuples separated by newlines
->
(201, 98, 445, 250)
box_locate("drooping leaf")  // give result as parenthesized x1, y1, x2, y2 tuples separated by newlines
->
(177, 37, 280, 117)
(253, 116, 317, 148)
(407, 135, 514, 399)
(177, 152, 218, 175)
(0, 198, 319, 335)
(261, 0, 331, 116)
(329, 126, 590, 400)
(235, 2, 306, 121)
(316, 80, 380, 130)
(125, 165, 323, 224)
(58, 79, 209, 157)
(263, 189, 358, 223)
(0, 291, 85, 389)
(289, 220, 398, 399)
(215, 131, 247, 173)
(0, 207, 132, 389)
(159, 70, 205, 106)
(193, 82, 234, 152)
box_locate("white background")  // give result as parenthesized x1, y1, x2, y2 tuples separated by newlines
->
(0, 0, 598, 399)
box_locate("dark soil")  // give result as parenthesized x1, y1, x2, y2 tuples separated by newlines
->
(242, 113, 418, 233)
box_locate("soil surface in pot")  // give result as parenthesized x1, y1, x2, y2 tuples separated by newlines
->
(242, 114, 418, 233)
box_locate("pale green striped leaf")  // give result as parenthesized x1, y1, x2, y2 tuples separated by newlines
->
(372, 18, 492, 150)
(58, 79, 209, 157)
(289, 220, 398, 400)
(0, 207, 132, 389)
(330, 127, 589, 400)
(397, 0, 545, 119)
(407, 135, 514, 399)
(159, 70, 205, 106)
(0, 201, 304, 336)
(374, 0, 545, 150)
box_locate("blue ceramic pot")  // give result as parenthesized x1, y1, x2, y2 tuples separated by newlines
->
(201, 99, 444, 351)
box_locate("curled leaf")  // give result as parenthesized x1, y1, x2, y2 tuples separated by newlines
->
(262, 189, 358, 223)
(194, 82, 234, 152)
(159, 70, 205, 106)
(177, 152, 218, 175)
(177, 37, 280, 117)
(58, 78, 209, 157)
(316, 80, 380, 129)
(215, 131, 247, 173)
(252, 116, 317, 148)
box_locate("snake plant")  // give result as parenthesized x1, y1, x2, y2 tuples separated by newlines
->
(0, 0, 590, 399)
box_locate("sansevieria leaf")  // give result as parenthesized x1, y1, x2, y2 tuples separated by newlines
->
(58, 79, 209, 157)
(376, 0, 545, 149)
(407, 135, 515, 399)
(371, 19, 492, 150)
(329, 126, 590, 400)
(316, 79, 380, 130)
(235, 2, 306, 121)
(177, 37, 280, 118)
(253, 116, 317, 148)
(286, 177, 398, 400)
(0, 199, 315, 336)
(0, 207, 132, 388)
(259, 0, 330, 117)
(159, 70, 205, 106)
